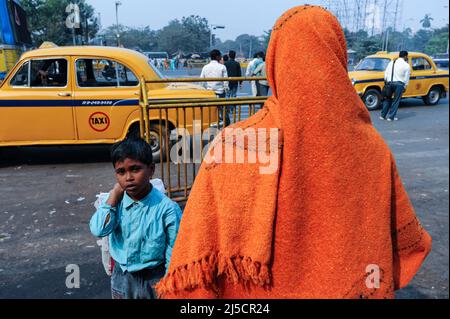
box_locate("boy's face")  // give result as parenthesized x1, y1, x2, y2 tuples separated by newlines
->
(114, 158, 155, 201)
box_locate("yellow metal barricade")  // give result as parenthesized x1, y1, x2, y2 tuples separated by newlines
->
(139, 76, 268, 202)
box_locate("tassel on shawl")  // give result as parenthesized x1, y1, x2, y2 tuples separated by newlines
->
(155, 253, 271, 297)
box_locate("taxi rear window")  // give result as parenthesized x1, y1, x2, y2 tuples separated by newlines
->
(76, 59, 139, 87)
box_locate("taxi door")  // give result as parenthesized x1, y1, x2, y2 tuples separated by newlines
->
(407, 57, 433, 96)
(72, 57, 140, 141)
(0, 57, 75, 142)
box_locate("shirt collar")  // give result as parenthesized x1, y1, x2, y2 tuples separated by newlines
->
(122, 185, 154, 210)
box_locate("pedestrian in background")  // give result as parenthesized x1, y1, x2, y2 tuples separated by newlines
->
(380, 51, 411, 122)
(245, 52, 264, 97)
(253, 53, 269, 96)
(221, 54, 229, 65)
(200, 49, 230, 126)
(225, 50, 243, 122)
(253, 53, 269, 110)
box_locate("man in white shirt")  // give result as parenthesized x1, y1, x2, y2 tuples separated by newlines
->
(200, 49, 229, 97)
(245, 52, 264, 97)
(200, 49, 230, 126)
(380, 51, 411, 121)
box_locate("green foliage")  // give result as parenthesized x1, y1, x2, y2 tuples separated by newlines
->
(425, 26, 449, 55)
(345, 24, 449, 61)
(99, 15, 210, 54)
(216, 34, 267, 58)
(100, 25, 158, 51)
(156, 16, 210, 54)
(21, 0, 99, 47)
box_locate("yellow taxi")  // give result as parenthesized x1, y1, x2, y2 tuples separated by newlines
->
(0, 44, 217, 161)
(349, 51, 449, 110)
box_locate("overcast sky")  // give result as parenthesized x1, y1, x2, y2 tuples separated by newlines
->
(87, 0, 449, 41)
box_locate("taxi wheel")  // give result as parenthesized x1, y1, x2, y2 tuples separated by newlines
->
(423, 87, 442, 106)
(149, 125, 167, 163)
(363, 89, 382, 111)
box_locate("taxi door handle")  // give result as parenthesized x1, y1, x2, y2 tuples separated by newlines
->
(57, 92, 72, 97)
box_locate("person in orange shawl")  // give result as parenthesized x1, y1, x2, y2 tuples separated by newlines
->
(156, 5, 432, 299)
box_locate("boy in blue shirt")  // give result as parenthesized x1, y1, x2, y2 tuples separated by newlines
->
(90, 138, 182, 299)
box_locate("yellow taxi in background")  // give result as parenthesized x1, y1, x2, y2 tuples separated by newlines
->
(349, 51, 449, 110)
(0, 44, 217, 161)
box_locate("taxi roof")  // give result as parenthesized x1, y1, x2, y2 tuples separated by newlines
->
(20, 46, 150, 69)
(366, 51, 430, 59)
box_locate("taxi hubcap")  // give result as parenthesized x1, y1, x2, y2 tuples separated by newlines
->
(366, 95, 378, 109)
(149, 132, 160, 152)
(429, 90, 440, 103)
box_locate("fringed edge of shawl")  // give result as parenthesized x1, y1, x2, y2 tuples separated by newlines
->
(155, 253, 271, 297)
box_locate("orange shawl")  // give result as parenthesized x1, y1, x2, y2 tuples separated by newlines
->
(156, 5, 432, 299)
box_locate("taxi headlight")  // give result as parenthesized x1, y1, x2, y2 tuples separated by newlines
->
(351, 78, 356, 86)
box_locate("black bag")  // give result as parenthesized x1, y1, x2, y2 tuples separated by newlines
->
(382, 82, 394, 99)
(382, 59, 397, 99)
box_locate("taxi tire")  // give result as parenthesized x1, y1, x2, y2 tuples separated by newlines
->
(149, 124, 167, 164)
(423, 86, 442, 106)
(362, 89, 382, 111)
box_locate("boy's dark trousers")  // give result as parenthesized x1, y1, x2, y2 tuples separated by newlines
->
(111, 263, 165, 299)
(381, 81, 405, 120)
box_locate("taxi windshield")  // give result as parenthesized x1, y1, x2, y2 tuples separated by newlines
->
(355, 58, 391, 71)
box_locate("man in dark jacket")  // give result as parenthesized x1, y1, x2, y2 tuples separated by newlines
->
(224, 50, 242, 98)
(224, 51, 242, 124)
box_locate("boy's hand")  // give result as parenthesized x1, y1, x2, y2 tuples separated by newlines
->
(106, 183, 124, 208)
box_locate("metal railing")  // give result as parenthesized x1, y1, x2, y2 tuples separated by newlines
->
(139, 76, 268, 202)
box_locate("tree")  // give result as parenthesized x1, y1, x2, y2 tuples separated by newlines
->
(156, 15, 210, 54)
(262, 30, 272, 50)
(157, 20, 191, 54)
(420, 14, 434, 29)
(181, 15, 210, 52)
(413, 29, 434, 52)
(233, 34, 266, 58)
(425, 24, 449, 55)
(21, 0, 99, 47)
(101, 25, 158, 51)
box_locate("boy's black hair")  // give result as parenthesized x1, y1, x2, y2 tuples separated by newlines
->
(399, 51, 408, 58)
(111, 138, 153, 167)
(223, 54, 229, 62)
(229, 50, 236, 59)
(210, 49, 222, 61)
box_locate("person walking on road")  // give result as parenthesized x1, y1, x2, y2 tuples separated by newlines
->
(246, 52, 264, 97)
(380, 51, 411, 121)
(224, 50, 243, 122)
(253, 54, 269, 97)
(200, 49, 230, 126)
(224, 50, 242, 98)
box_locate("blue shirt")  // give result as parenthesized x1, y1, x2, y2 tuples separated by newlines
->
(89, 187, 182, 273)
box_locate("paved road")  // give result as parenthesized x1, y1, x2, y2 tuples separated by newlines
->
(0, 92, 448, 299)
